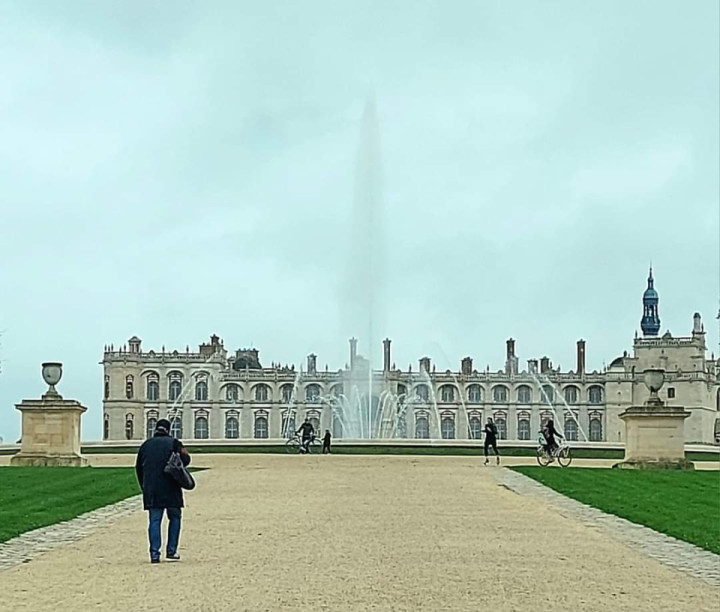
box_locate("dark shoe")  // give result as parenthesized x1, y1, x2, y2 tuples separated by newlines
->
(151, 558, 160, 564)
(166, 553, 180, 561)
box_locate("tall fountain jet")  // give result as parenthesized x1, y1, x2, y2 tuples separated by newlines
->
(338, 95, 387, 437)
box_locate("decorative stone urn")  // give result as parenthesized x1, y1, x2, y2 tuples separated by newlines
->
(614, 368, 693, 470)
(11, 363, 88, 467)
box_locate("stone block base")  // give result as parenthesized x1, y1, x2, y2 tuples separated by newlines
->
(612, 459, 694, 470)
(11, 453, 88, 467)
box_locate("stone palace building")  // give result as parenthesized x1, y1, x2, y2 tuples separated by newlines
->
(102, 270, 720, 444)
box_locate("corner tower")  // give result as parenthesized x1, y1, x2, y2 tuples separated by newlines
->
(640, 267, 661, 337)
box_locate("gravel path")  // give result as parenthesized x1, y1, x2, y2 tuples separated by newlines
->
(0, 455, 717, 611)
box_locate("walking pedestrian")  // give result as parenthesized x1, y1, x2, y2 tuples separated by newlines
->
(483, 417, 500, 465)
(322, 429, 332, 454)
(135, 418, 191, 563)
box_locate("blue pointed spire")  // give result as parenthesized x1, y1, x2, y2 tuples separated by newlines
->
(640, 267, 660, 336)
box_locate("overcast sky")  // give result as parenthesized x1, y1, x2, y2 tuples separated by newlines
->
(0, 1, 718, 441)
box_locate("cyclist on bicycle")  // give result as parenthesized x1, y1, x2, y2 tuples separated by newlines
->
(296, 417, 315, 454)
(542, 418, 563, 456)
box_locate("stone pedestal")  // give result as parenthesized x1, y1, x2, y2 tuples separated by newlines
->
(614, 404, 693, 470)
(11, 394, 88, 467)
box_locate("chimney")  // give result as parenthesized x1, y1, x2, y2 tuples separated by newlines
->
(383, 338, 392, 372)
(419, 357, 431, 373)
(307, 353, 317, 374)
(461, 357, 473, 375)
(528, 359, 538, 374)
(349, 338, 358, 368)
(505, 338, 518, 375)
(128, 336, 141, 354)
(540, 356, 551, 374)
(576, 340, 586, 374)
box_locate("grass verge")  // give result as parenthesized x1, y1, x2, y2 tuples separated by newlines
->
(512, 466, 720, 554)
(0, 467, 140, 543)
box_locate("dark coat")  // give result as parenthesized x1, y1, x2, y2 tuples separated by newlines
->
(135, 432, 191, 510)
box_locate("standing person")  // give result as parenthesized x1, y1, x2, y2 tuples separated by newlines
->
(296, 417, 315, 454)
(322, 429, 332, 454)
(135, 418, 191, 564)
(542, 418, 563, 458)
(483, 417, 500, 465)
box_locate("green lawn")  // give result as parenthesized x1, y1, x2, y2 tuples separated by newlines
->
(513, 467, 720, 554)
(0, 467, 140, 543)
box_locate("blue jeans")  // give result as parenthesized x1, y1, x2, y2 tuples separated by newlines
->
(148, 507, 182, 560)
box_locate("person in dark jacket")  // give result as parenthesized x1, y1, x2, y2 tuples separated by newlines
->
(135, 418, 191, 563)
(322, 429, 332, 454)
(483, 417, 500, 465)
(296, 417, 315, 454)
(542, 419, 563, 457)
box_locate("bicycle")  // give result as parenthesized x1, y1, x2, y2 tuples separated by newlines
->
(536, 435, 572, 468)
(284, 434, 321, 454)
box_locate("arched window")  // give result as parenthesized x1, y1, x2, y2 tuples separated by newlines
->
(467, 385, 483, 403)
(469, 414, 483, 439)
(331, 384, 344, 398)
(281, 384, 294, 403)
(307, 410, 321, 432)
(254, 412, 268, 439)
(396, 384, 407, 398)
(168, 372, 183, 402)
(333, 416, 344, 438)
(540, 385, 554, 404)
(415, 415, 430, 439)
(414, 384, 429, 402)
(492, 385, 508, 403)
(305, 384, 321, 402)
(254, 384, 270, 402)
(195, 380, 208, 401)
(565, 418, 578, 441)
(589, 413, 603, 441)
(589, 385, 604, 404)
(103, 414, 109, 440)
(493, 412, 507, 439)
(441, 414, 455, 439)
(564, 386, 579, 405)
(125, 414, 134, 440)
(169, 413, 183, 438)
(194, 411, 209, 439)
(146, 373, 159, 401)
(282, 411, 296, 438)
(439, 385, 456, 403)
(225, 384, 240, 402)
(517, 385, 532, 404)
(104, 375, 110, 400)
(125, 375, 134, 399)
(225, 411, 240, 439)
(146, 410, 159, 439)
(517, 416, 531, 440)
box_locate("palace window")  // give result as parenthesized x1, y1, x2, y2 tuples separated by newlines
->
(146, 373, 159, 401)
(254, 412, 268, 439)
(254, 384, 270, 402)
(104, 375, 110, 400)
(146, 410, 159, 439)
(281, 411, 296, 438)
(168, 372, 183, 402)
(194, 412, 209, 439)
(414, 385, 429, 402)
(467, 385, 483, 403)
(589, 414, 603, 441)
(396, 384, 407, 398)
(492, 386, 508, 403)
(333, 416, 344, 439)
(195, 380, 208, 402)
(588, 386, 604, 404)
(667, 387, 675, 399)
(305, 384, 321, 402)
(517, 417, 531, 441)
(225, 411, 240, 439)
(517, 385, 532, 404)
(564, 418, 578, 441)
(563, 386, 579, 405)
(281, 384, 294, 403)
(125, 376, 134, 400)
(415, 414, 430, 439)
(540, 385, 554, 404)
(493, 412, 507, 440)
(439, 385, 456, 403)
(307, 410, 321, 432)
(170, 413, 183, 438)
(226, 384, 240, 402)
(103, 414, 109, 440)
(441, 415, 455, 439)
(469, 415, 483, 439)
(125, 414, 134, 440)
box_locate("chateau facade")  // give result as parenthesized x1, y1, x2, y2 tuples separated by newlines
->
(102, 272, 720, 444)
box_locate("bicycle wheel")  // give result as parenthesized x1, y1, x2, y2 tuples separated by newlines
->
(536, 446, 552, 467)
(285, 438, 301, 454)
(557, 447, 572, 468)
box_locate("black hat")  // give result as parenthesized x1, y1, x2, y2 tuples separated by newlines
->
(155, 418, 171, 433)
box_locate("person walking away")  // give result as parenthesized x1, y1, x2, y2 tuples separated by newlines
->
(135, 418, 191, 563)
(296, 417, 315, 454)
(322, 429, 332, 454)
(542, 418, 563, 458)
(483, 417, 500, 465)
